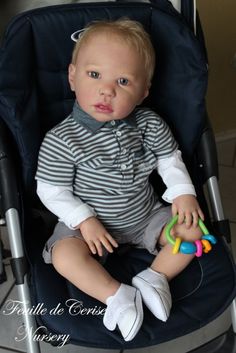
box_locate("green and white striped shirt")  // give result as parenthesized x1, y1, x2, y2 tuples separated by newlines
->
(36, 102, 195, 231)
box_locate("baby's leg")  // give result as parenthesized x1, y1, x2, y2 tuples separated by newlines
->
(52, 237, 119, 303)
(52, 237, 143, 341)
(132, 223, 202, 321)
(151, 222, 202, 280)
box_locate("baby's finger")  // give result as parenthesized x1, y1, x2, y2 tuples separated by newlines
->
(192, 211, 199, 227)
(100, 237, 114, 253)
(105, 233, 119, 248)
(184, 212, 192, 228)
(171, 203, 178, 217)
(94, 240, 104, 257)
(87, 240, 97, 255)
(198, 208, 205, 221)
(177, 210, 185, 225)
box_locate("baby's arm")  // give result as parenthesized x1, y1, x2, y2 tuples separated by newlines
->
(37, 180, 95, 228)
(37, 181, 118, 255)
(157, 150, 204, 226)
(36, 132, 117, 255)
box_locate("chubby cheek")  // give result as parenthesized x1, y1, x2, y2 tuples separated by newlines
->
(117, 94, 142, 115)
(113, 102, 135, 119)
(74, 83, 92, 108)
(76, 92, 90, 112)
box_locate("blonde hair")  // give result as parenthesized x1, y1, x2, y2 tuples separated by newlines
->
(71, 18, 156, 85)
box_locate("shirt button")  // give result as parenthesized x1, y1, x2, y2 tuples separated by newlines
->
(116, 130, 122, 137)
(110, 120, 116, 126)
(122, 148, 127, 154)
(121, 164, 127, 170)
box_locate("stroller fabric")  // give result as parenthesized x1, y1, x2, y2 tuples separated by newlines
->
(0, 1, 235, 349)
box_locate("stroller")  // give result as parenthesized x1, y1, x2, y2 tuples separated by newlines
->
(0, 0, 236, 352)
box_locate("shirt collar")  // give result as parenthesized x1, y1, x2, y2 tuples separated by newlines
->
(72, 101, 137, 133)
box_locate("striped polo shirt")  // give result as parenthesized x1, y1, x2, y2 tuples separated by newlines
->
(36, 102, 178, 232)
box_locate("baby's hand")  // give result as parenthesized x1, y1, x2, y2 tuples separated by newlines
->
(78, 217, 118, 256)
(172, 194, 204, 228)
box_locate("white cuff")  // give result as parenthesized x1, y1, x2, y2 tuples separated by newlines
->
(63, 204, 95, 229)
(162, 183, 196, 203)
(36, 180, 96, 229)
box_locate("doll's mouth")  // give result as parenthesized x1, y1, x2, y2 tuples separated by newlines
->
(94, 104, 113, 113)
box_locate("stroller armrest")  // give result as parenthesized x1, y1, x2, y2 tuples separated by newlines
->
(0, 118, 20, 213)
(196, 125, 219, 183)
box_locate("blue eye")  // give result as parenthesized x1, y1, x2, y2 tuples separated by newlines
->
(118, 78, 129, 86)
(88, 71, 100, 79)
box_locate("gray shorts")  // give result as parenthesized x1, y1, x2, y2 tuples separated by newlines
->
(42, 205, 172, 264)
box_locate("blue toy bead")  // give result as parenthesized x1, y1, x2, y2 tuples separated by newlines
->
(202, 234, 217, 244)
(180, 242, 197, 254)
(165, 216, 217, 257)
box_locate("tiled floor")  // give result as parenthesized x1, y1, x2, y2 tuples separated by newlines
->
(0, 136, 236, 353)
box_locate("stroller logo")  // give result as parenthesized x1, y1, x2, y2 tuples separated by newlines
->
(3, 299, 106, 348)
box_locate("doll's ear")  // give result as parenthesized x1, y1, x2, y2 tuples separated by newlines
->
(137, 86, 149, 105)
(68, 64, 76, 91)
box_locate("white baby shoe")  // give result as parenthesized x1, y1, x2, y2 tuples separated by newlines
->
(132, 268, 172, 322)
(103, 283, 143, 341)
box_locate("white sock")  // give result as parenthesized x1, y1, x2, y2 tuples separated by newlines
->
(103, 283, 143, 341)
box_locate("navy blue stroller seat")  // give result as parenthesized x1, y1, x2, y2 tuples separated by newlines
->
(0, 1, 236, 352)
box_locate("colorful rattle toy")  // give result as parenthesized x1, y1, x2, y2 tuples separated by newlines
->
(165, 215, 217, 257)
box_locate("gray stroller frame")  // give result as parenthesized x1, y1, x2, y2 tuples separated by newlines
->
(0, 1, 236, 352)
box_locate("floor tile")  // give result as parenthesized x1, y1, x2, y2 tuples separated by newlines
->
(0, 226, 10, 251)
(0, 265, 14, 306)
(217, 139, 236, 167)
(230, 223, 236, 260)
(0, 348, 20, 353)
(218, 165, 236, 222)
(0, 286, 27, 352)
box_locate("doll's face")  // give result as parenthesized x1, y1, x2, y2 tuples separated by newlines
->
(68, 33, 149, 122)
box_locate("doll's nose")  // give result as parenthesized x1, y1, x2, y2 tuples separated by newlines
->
(99, 84, 116, 97)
